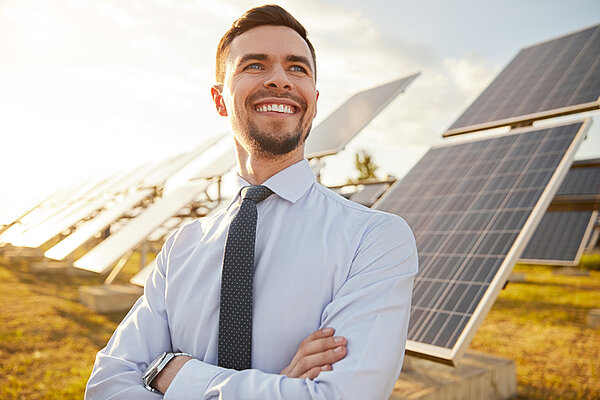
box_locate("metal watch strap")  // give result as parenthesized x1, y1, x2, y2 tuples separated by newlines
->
(143, 352, 193, 394)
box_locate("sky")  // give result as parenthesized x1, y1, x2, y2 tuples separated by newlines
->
(1, 0, 599, 211)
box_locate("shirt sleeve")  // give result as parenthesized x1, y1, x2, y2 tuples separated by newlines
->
(85, 233, 177, 400)
(164, 213, 418, 400)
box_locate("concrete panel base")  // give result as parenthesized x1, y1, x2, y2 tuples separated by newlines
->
(79, 284, 143, 314)
(29, 260, 92, 276)
(508, 272, 526, 283)
(391, 351, 517, 400)
(587, 309, 600, 329)
(2, 247, 43, 263)
(553, 267, 590, 276)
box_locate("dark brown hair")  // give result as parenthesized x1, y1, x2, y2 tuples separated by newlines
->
(215, 4, 316, 84)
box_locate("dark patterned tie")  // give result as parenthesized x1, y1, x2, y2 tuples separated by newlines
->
(218, 185, 273, 370)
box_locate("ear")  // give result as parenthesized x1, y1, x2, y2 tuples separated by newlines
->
(211, 85, 228, 117)
(313, 90, 319, 118)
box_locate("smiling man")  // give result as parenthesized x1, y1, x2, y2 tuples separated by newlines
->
(85, 5, 418, 399)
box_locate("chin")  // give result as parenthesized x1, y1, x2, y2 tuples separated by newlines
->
(242, 120, 308, 156)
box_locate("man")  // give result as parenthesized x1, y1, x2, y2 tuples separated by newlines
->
(86, 5, 418, 399)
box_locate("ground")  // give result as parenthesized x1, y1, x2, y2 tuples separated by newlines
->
(0, 254, 598, 399)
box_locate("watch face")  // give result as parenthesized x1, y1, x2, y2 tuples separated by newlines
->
(143, 352, 167, 385)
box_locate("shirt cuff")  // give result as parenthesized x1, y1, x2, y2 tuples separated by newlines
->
(163, 358, 223, 399)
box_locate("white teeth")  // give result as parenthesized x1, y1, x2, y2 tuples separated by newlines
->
(256, 104, 295, 114)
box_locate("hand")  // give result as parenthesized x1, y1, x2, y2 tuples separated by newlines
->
(280, 327, 347, 380)
(152, 355, 192, 394)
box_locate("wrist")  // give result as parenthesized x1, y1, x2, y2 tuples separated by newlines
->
(143, 352, 192, 394)
(153, 355, 192, 394)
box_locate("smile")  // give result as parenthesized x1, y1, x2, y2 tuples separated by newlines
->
(255, 104, 297, 114)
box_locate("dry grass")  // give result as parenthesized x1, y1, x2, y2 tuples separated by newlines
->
(0, 255, 598, 399)
(471, 264, 600, 399)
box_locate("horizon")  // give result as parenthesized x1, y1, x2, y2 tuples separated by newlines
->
(1, 0, 599, 210)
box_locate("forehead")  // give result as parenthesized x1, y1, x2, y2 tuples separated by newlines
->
(227, 25, 314, 67)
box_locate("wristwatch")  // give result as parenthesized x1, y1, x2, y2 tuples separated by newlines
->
(142, 352, 192, 394)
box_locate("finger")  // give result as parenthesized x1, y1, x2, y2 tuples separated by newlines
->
(300, 364, 331, 380)
(291, 328, 339, 364)
(300, 327, 335, 347)
(292, 346, 346, 377)
(297, 336, 347, 359)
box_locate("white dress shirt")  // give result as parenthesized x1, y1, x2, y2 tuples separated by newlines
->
(85, 159, 418, 399)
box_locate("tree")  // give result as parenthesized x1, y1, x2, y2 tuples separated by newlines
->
(353, 150, 379, 182)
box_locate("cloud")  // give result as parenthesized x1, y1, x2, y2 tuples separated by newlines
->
(0, 0, 501, 207)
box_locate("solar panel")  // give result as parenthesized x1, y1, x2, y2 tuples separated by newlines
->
(44, 189, 154, 261)
(348, 182, 391, 207)
(372, 119, 589, 364)
(73, 181, 210, 274)
(304, 73, 420, 158)
(130, 259, 156, 287)
(445, 24, 600, 137)
(519, 158, 600, 265)
(554, 159, 600, 195)
(0, 175, 109, 245)
(519, 211, 597, 266)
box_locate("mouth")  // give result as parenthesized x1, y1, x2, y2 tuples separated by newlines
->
(254, 103, 298, 114)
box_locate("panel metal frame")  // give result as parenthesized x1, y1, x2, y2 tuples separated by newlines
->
(586, 226, 600, 250)
(444, 100, 599, 138)
(375, 119, 591, 364)
(519, 210, 598, 266)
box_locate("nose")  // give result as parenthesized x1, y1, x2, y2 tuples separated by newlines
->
(264, 65, 293, 91)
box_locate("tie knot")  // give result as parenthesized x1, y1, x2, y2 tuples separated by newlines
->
(241, 185, 273, 204)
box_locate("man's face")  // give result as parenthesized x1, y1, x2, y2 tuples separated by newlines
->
(213, 25, 318, 157)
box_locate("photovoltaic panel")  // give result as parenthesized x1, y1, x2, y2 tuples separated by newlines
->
(73, 181, 210, 274)
(519, 158, 600, 265)
(519, 211, 597, 265)
(372, 120, 589, 364)
(44, 189, 155, 261)
(304, 73, 420, 158)
(348, 183, 391, 207)
(554, 159, 600, 196)
(445, 24, 600, 137)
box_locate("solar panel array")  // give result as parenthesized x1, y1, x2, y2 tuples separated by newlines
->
(305, 73, 420, 158)
(373, 120, 588, 363)
(445, 24, 600, 137)
(519, 211, 597, 265)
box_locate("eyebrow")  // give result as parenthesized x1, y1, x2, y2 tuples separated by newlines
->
(286, 55, 314, 73)
(237, 53, 314, 74)
(238, 53, 269, 66)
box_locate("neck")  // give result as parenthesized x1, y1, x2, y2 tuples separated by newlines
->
(234, 138, 305, 185)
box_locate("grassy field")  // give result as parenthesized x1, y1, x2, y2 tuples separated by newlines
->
(0, 254, 598, 399)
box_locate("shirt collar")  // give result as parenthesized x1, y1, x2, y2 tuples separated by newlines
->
(234, 159, 315, 204)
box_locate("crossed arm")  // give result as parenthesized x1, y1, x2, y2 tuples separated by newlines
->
(152, 327, 348, 393)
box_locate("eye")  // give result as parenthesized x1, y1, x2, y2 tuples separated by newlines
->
(244, 63, 263, 70)
(290, 65, 307, 73)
